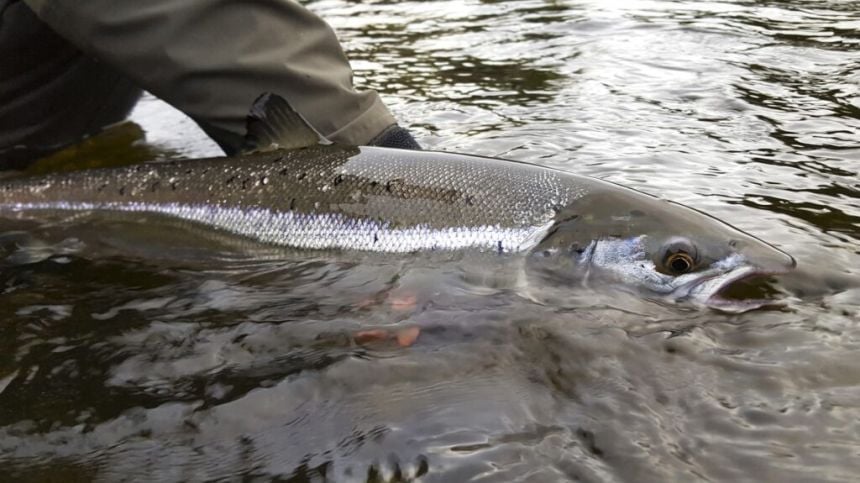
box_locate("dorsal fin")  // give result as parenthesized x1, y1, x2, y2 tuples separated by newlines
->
(242, 93, 328, 153)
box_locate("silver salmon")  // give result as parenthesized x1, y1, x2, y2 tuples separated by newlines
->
(0, 94, 795, 312)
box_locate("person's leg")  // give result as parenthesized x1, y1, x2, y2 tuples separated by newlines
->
(0, 0, 141, 169)
(23, 0, 416, 155)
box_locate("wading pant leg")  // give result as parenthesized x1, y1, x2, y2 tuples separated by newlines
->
(23, 0, 397, 155)
(0, 0, 141, 169)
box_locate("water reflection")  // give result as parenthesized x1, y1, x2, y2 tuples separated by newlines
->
(740, 194, 860, 241)
(7, 122, 180, 177)
(342, 1, 571, 106)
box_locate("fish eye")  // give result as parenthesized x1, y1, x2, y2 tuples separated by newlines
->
(665, 252, 694, 274)
(659, 238, 698, 275)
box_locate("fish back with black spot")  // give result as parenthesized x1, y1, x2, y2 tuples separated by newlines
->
(0, 146, 596, 253)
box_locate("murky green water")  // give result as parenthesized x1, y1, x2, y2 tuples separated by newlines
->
(2, 0, 859, 481)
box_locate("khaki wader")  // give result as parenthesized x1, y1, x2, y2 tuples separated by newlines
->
(0, 0, 395, 168)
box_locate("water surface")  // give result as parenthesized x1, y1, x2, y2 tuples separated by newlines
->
(2, 0, 859, 481)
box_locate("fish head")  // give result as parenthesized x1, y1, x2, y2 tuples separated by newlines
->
(528, 187, 796, 312)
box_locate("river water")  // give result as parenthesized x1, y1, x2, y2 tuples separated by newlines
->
(2, 0, 859, 481)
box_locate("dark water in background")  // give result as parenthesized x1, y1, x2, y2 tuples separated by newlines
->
(2, 0, 860, 481)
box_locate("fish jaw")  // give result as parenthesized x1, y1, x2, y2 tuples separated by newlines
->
(680, 264, 791, 313)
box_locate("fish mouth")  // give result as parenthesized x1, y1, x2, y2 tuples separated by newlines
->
(683, 265, 791, 314)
